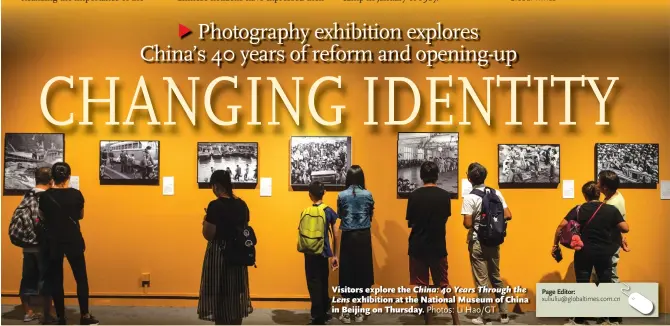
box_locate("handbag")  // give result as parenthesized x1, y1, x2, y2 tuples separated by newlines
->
(559, 203, 604, 250)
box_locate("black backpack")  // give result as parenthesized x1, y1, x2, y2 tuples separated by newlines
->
(471, 187, 507, 246)
(223, 199, 257, 268)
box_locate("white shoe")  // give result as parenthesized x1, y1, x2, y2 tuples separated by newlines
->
(500, 315, 510, 324)
(564, 318, 578, 325)
(340, 313, 352, 324)
(23, 313, 38, 322)
(471, 317, 491, 325)
(354, 313, 364, 323)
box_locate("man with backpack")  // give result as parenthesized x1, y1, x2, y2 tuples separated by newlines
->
(461, 163, 512, 325)
(298, 181, 339, 325)
(8, 167, 53, 322)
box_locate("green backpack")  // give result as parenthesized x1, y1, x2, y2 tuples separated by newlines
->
(297, 204, 330, 255)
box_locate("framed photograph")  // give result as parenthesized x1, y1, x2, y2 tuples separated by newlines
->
(498, 144, 560, 188)
(197, 142, 258, 189)
(3, 133, 65, 195)
(397, 133, 459, 199)
(290, 136, 352, 190)
(99, 140, 160, 185)
(595, 143, 659, 189)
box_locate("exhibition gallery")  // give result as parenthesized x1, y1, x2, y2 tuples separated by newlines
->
(2, 65, 668, 316)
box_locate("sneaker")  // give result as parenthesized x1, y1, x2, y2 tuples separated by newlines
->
(24, 313, 38, 322)
(564, 319, 579, 325)
(308, 319, 326, 325)
(471, 317, 491, 325)
(340, 313, 351, 324)
(80, 315, 99, 325)
(354, 313, 364, 323)
(500, 315, 510, 324)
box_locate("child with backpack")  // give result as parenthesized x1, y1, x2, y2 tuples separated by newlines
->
(298, 181, 339, 325)
(9, 167, 55, 323)
(461, 163, 512, 325)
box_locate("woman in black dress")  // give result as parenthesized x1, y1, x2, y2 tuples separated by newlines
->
(198, 170, 252, 325)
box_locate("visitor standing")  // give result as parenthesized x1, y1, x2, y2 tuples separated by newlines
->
(198, 170, 252, 325)
(39, 162, 98, 325)
(298, 181, 339, 325)
(562, 181, 629, 325)
(405, 161, 460, 325)
(336, 165, 375, 324)
(461, 163, 512, 325)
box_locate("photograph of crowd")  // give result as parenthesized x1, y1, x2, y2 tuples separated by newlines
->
(290, 136, 351, 188)
(4, 133, 64, 194)
(397, 133, 459, 197)
(99, 141, 160, 185)
(498, 144, 560, 186)
(595, 143, 659, 188)
(198, 142, 258, 187)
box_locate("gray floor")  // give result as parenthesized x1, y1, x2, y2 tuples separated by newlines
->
(2, 305, 668, 325)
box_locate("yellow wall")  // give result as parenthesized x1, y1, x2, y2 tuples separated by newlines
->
(2, 0, 669, 313)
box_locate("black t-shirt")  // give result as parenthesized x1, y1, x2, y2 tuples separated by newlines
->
(406, 186, 451, 258)
(205, 197, 250, 241)
(563, 201, 624, 256)
(39, 188, 85, 249)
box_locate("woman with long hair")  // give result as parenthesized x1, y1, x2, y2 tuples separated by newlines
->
(39, 162, 98, 325)
(336, 165, 375, 324)
(198, 170, 252, 325)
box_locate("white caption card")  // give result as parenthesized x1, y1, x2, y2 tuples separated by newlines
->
(661, 181, 670, 200)
(461, 179, 472, 198)
(69, 176, 80, 190)
(562, 180, 575, 199)
(260, 178, 272, 197)
(162, 176, 174, 196)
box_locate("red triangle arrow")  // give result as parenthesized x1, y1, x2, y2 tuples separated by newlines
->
(179, 24, 192, 39)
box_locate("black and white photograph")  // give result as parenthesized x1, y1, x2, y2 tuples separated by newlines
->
(3, 133, 64, 195)
(99, 140, 160, 185)
(198, 142, 258, 188)
(498, 144, 560, 188)
(595, 143, 659, 188)
(397, 133, 459, 198)
(290, 136, 351, 189)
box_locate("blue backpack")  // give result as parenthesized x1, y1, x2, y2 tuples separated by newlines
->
(471, 187, 507, 246)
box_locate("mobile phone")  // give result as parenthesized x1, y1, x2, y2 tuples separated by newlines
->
(552, 246, 563, 263)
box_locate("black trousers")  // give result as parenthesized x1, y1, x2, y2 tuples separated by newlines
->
(43, 244, 90, 318)
(573, 250, 618, 324)
(304, 254, 330, 323)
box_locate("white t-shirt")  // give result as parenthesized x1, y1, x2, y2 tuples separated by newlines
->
(605, 191, 626, 220)
(461, 184, 509, 243)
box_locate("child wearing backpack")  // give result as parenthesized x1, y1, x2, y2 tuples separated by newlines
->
(298, 181, 339, 325)
(461, 163, 512, 325)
